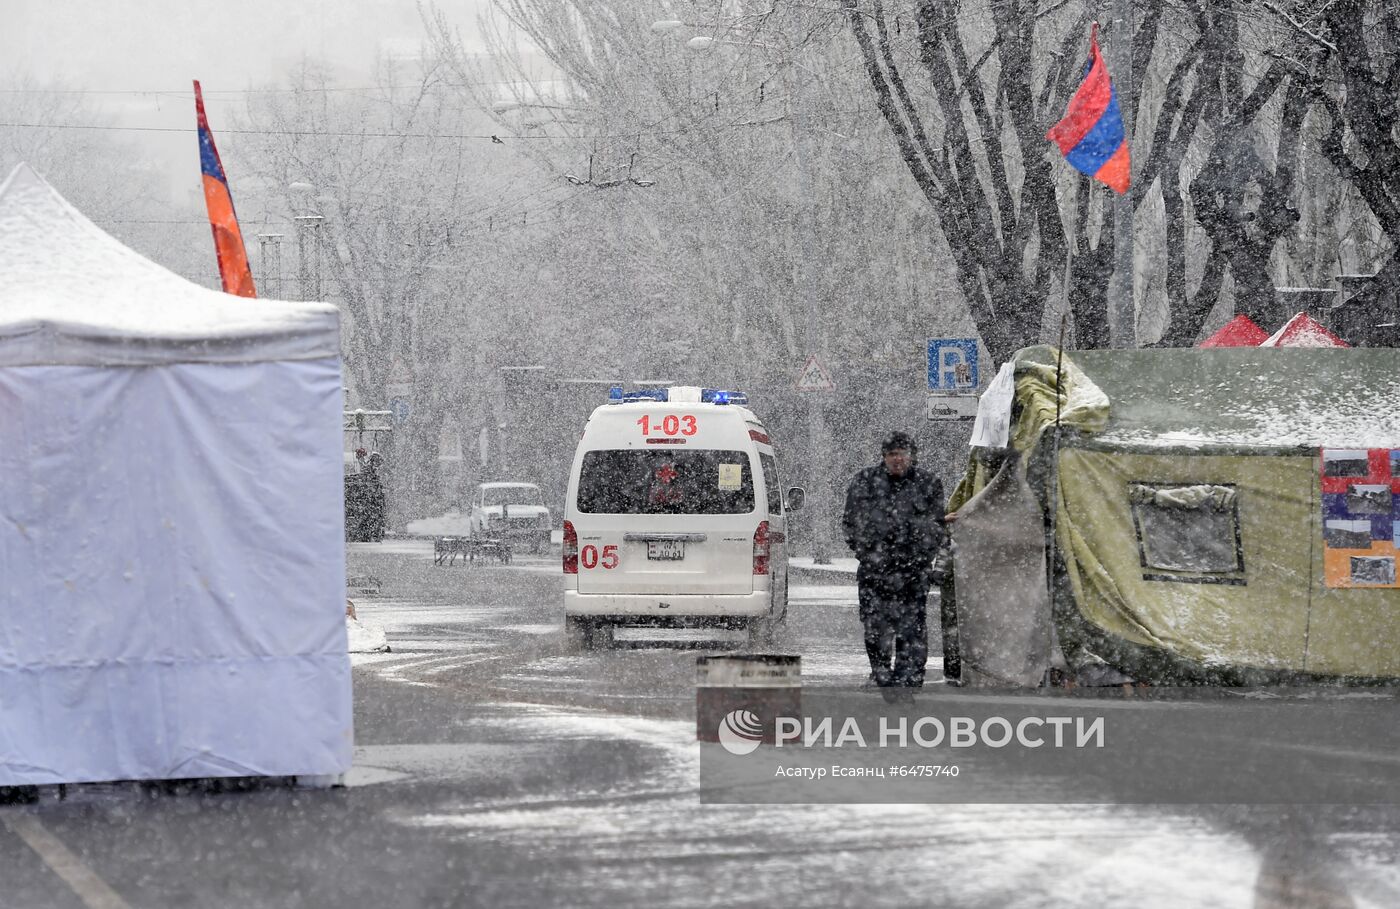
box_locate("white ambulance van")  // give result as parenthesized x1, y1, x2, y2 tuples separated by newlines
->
(562, 386, 804, 649)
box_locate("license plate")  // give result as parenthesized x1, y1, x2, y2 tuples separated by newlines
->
(647, 540, 685, 560)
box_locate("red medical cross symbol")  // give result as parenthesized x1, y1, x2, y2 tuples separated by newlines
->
(656, 463, 678, 484)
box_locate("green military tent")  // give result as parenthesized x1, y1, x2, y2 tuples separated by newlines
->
(949, 346, 1400, 684)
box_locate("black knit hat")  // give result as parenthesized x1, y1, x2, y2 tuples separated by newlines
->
(881, 431, 917, 455)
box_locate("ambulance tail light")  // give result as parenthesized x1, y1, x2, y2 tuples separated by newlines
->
(753, 521, 770, 576)
(563, 520, 578, 574)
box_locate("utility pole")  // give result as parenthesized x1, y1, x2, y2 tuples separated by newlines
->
(1108, 0, 1136, 348)
(785, 53, 835, 564)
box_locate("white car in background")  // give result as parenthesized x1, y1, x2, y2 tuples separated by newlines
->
(470, 482, 553, 553)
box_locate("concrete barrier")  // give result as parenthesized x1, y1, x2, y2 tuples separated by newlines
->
(696, 654, 801, 745)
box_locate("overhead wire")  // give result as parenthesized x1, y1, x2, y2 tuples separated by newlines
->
(10, 0, 1173, 247)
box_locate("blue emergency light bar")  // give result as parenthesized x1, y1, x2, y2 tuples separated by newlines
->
(606, 386, 748, 405)
(701, 388, 748, 405)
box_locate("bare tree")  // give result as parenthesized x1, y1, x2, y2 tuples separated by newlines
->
(426, 0, 967, 382)
(0, 73, 183, 270)
(844, 0, 1118, 359)
(234, 57, 521, 515)
(845, 0, 1397, 351)
(1288, 0, 1400, 309)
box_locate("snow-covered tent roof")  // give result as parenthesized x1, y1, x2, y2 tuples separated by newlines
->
(0, 163, 339, 367)
(1068, 347, 1398, 450)
(1259, 312, 1349, 348)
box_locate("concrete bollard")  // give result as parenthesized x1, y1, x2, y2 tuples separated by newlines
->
(696, 654, 800, 745)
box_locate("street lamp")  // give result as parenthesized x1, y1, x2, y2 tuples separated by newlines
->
(289, 181, 324, 302)
(665, 25, 835, 562)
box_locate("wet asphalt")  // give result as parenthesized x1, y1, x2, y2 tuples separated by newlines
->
(3, 541, 1399, 908)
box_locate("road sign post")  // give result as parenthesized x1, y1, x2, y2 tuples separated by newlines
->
(926, 396, 979, 421)
(794, 355, 836, 393)
(927, 338, 981, 423)
(793, 354, 835, 563)
(927, 339, 980, 392)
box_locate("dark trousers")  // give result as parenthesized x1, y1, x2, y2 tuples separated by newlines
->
(857, 571, 929, 688)
(938, 571, 960, 683)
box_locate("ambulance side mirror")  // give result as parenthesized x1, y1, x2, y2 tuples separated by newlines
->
(785, 486, 805, 512)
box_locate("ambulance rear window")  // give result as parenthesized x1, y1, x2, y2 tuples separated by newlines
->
(576, 450, 755, 515)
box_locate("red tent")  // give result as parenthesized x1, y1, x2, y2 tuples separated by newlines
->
(1259, 312, 1350, 348)
(1200, 314, 1268, 347)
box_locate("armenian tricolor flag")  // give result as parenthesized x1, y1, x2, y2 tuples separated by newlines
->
(194, 80, 256, 297)
(1046, 24, 1130, 194)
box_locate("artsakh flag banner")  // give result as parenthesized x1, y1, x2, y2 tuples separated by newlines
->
(1046, 24, 1131, 194)
(194, 80, 256, 298)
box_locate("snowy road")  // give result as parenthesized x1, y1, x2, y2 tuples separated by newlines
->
(3, 540, 1399, 908)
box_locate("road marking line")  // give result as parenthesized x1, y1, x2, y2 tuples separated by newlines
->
(2, 814, 132, 909)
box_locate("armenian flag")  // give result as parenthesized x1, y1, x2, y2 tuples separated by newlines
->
(1046, 24, 1130, 194)
(194, 80, 256, 297)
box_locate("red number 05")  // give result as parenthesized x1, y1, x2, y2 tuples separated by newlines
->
(580, 545, 618, 569)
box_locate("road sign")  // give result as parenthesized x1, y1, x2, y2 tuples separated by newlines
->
(389, 397, 411, 426)
(794, 355, 836, 392)
(926, 395, 979, 421)
(927, 338, 980, 392)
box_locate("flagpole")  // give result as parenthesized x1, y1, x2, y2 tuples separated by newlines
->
(1109, 2, 1135, 348)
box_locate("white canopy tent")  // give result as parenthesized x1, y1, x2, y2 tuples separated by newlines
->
(0, 164, 351, 786)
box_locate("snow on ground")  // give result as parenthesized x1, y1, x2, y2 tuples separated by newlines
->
(374, 702, 1400, 909)
(349, 585, 867, 681)
(498, 623, 564, 636)
(346, 616, 389, 653)
(789, 556, 858, 574)
(343, 564, 1400, 908)
(789, 584, 859, 607)
(348, 538, 437, 558)
(348, 596, 504, 672)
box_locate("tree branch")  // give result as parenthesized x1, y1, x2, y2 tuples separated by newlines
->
(1260, 0, 1338, 53)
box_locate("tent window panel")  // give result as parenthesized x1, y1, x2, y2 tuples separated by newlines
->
(1129, 483, 1244, 578)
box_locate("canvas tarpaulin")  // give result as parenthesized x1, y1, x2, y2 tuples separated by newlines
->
(949, 346, 1109, 512)
(0, 164, 350, 784)
(1054, 448, 1315, 670)
(0, 362, 351, 784)
(0, 164, 338, 367)
(949, 455, 1053, 687)
(952, 346, 1400, 681)
(945, 347, 1107, 686)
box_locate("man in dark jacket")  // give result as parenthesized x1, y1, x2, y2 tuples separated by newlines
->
(842, 431, 948, 689)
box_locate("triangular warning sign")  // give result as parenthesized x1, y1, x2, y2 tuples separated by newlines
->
(794, 355, 835, 392)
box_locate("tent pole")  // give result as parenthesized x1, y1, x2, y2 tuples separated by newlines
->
(1045, 316, 1069, 684)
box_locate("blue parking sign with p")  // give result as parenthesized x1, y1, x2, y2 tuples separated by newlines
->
(927, 339, 979, 391)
